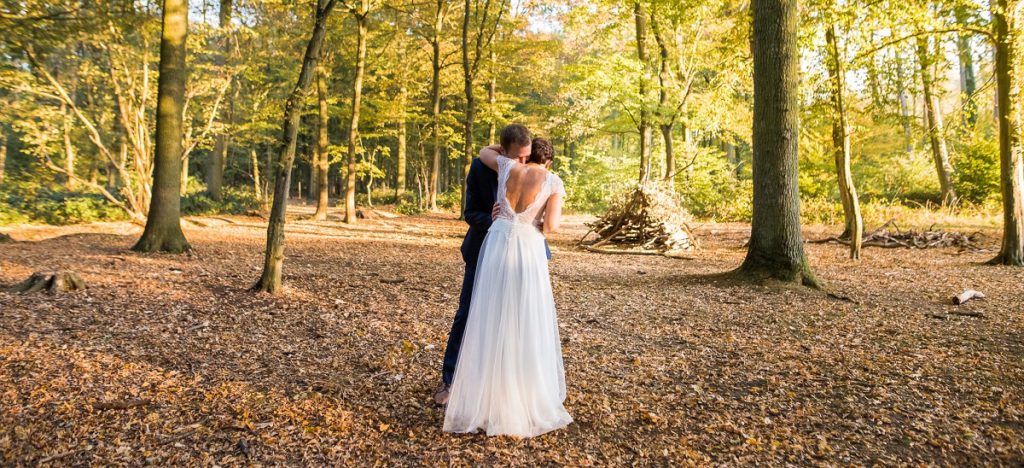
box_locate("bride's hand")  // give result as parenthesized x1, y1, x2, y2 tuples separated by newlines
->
(491, 202, 501, 220)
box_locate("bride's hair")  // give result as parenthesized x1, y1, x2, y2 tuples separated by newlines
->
(528, 138, 554, 165)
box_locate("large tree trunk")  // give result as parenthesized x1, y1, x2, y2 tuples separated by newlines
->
(955, 6, 978, 127)
(634, 0, 652, 184)
(737, 0, 818, 287)
(253, 0, 337, 293)
(916, 36, 957, 206)
(206, 0, 234, 201)
(990, 0, 1024, 266)
(344, 5, 368, 224)
(313, 64, 330, 220)
(132, 0, 190, 254)
(460, 0, 475, 215)
(825, 23, 863, 260)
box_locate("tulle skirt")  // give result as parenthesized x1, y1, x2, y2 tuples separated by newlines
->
(443, 218, 573, 437)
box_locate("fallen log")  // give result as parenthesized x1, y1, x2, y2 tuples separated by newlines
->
(952, 289, 985, 305)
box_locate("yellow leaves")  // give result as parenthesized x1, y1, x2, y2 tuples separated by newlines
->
(378, 423, 390, 432)
(401, 340, 416, 354)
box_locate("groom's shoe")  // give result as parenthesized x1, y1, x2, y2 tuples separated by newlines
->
(434, 381, 451, 406)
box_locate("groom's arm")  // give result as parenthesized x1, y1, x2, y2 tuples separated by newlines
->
(463, 163, 492, 230)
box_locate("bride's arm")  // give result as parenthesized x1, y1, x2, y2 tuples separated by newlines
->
(542, 193, 563, 235)
(478, 144, 504, 171)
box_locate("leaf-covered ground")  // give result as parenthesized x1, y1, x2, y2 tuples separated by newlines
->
(1, 207, 1022, 465)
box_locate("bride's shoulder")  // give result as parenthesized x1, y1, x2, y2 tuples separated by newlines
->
(546, 171, 566, 196)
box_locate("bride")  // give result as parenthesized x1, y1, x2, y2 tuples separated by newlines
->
(442, 137, 573, 438)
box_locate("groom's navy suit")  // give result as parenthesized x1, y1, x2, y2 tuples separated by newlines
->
(442, 157, 550, 385)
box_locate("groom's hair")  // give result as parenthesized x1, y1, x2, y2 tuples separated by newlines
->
(500, 124, 531, 150)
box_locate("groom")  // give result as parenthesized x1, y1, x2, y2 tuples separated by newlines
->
(435, 124, 539, 405)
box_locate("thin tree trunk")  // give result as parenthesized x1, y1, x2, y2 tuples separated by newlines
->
(253, 0, 337, 293)
(0, 133, 6, 185)
(133, 0, 190, 253)
(989, 0, 1024, 265)
(825, 22, 863, 259)
(461, 0, 475, 215)
(395, 82, 408, 198)
(62, 101, 76, 190)
(427, 0, 445, 211)
(955, 6, 978, 127)
(206, 0, 234, 201)
(737, 0, 819, 287)
(313, 64, 330, 220)
(251, 147, 261, 198)
(916, 36, 957, 206)
(344, 4, 368, 224)
(634, 0, 652, 184)
(488, 48, 497, 145)
(652, 16, 674, 184)
(895, 50, 914, 157)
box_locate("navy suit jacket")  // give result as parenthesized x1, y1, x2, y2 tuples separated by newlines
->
(460, 158, 550, 266)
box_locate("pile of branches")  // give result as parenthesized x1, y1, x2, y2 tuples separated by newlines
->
(812, 219, 986, 251)
(579, 183, 696, 255)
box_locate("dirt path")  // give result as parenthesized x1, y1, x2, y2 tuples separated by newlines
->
(1, 209, 1022, 465)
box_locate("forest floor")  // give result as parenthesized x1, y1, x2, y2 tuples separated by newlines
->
(1, 204, 1022, 465)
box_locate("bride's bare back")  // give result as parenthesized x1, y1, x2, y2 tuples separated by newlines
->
(504, 164, 550, 214)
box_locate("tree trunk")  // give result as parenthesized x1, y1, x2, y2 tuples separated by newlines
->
(0, 132, 6, 185)
(62, 102, 76, 190)
(895, 50, 914, 157)
(344, 5, 368, 224)
(634, 0, 652, 184)
(251, 147, 261, 199)
(313, 64, 330, 220)
(461, 0, 474, 216)
(132, 0, 190, 254)
(652, 16, 674, 184)
(955, 6, 978, 127)
(825, 23, 863, 260)
(990, 0, 1024, 266)
(427, 0, 445, 211)
(737, 0, 818, 287)
(253, 0, 337, 293)
(916, 36, 957, 206)
(206, 0, 234, 201)
(395, 78, 408, 198)
(488, 49, 497, 145)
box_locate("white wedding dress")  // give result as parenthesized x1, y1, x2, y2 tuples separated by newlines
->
(443, 156, 573, 438)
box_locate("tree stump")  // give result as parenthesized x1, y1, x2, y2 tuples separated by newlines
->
(10, 271, 86, 294)
(0, 233, 13, 243)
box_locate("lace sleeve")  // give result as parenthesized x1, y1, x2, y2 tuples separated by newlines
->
(550, 174, 566, 198)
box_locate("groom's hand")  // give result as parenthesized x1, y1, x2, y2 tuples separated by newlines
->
(491, 202, 501, 220)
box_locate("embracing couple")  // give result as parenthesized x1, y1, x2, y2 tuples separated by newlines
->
(434, 124, 572, 438)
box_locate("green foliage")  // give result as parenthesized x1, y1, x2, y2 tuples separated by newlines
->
(954, 138, 1000, 204)
(675, 148, 752, 222)
(0, 180, 127, 225)
(437, 186, 462, 211)
(394, 193, 425, 215)
(181, 188, 263, 216)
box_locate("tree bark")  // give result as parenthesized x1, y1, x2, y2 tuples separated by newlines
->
(395, 81, 408, 198)
(895, 50, 914, 157)
(344, 4, 368, 224)
(825, 23, 863, 260)
(488, 48, 497, 145)
(652, 16, 674, 184)
(461, 0, 475, 215)
(634, 0, 652, 184)
(916, 36, 957, 206)
(253, 0, 337, 293)
(250, 147, 261, 199)
(737, 0, 819, 287)
(132, 0, 191, 254)
(313, 64, 330, 220)
(990, 0, 1024, 266)
(0, 132, 6, 184)
(62, 102, 76, 190)
(206, 0, 234, 201)
(427, 0, 446, 211)
(955, 6, 978, 127)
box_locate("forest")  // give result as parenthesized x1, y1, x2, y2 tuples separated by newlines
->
(1, 0, 1023, 464)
